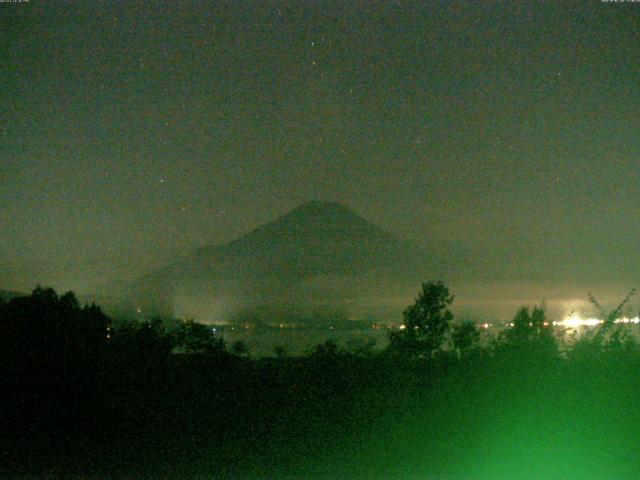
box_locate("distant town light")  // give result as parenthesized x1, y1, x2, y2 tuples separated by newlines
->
(617, 317, 640, 324)
(554, 314, 601, 328)
(552, 314, 640, 328)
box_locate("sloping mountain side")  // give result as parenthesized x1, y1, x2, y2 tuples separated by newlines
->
(124, 201, 466, 323)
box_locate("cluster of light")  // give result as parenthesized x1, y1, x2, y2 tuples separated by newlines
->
(616, 317, 640, 324)
(553, 314, 601, 328)
(553, 314, 640, 329)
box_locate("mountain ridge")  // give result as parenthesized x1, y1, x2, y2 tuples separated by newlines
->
(126, 201, 434, 321)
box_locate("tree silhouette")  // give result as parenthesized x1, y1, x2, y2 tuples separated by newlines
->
(589, 288, 636, 341)
(0, 286, 110, 366)
(313, 339, 339, 357)
(0, 286, 112, 446)
(452, 320, 481, 358)
(501, 305, 557, 356)
(176, 319, 227, 355)
(231, 340, 250, 357)
(390, 281, 454, 358)
(273, 345, 289, 358)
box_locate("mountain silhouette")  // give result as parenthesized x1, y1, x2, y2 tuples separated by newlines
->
(126, 201, 441, 321)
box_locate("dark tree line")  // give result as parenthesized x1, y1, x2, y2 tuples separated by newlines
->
(2, 283, 640, 478)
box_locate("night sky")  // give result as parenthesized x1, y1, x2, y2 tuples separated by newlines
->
(2, 1, 639, 314)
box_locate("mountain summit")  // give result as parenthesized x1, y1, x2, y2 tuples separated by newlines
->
(285, 200, 357, 217)
(276, 200, 374, 229)
(128, 202, 431, 321)
(206, 201, 397, 258)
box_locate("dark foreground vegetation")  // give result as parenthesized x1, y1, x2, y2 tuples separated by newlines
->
(3, 283, 640, 479)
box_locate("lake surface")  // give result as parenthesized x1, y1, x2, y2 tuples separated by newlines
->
(214, 327, 389, 357)
(215, 321, 640, 357)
